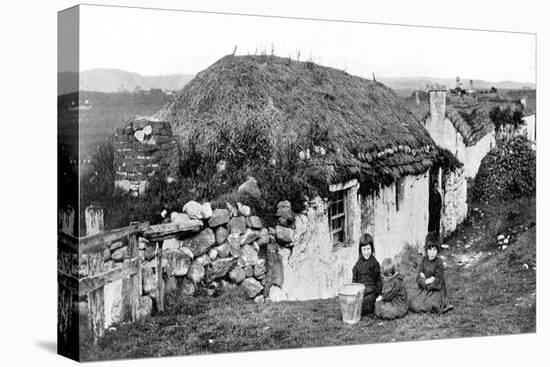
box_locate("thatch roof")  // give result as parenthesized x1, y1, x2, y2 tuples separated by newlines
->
(155, 55, 438, 185)
(403, 93, 494, 147)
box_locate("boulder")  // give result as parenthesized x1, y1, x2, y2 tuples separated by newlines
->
(240, 278, 264, 299)
(187, 263, 205, 284)
(180, 247, 194, 260)
(246, 216, 263, 229)
(206, 258, 237, 282)
(244, 265, 254, 278)
(237, 202, 251, 217)
(110, 241, 124, 251)
(111, 246, 128, 261)
(238, 177, 262, 199)
(228, 267, 246, 284)
(179, 278, 195, 296)
(182, 228, 216, 257)
(254, 259, 267, 277)
(208, 248, 218, 261)
(228, 217, 247, 234)
(182, 201, 203, 220)
(201, 202, 213, 220)
(163, 249, 192, 276)
(226, 202, 239, 217)
(209, 209, 230, 227)
(257, 228, 271, 246)
(241, 228, 261, 245)
(239, 245, 259, 266)
(226, 234, 242, 257)
(254, 295, 265, 304)
(215, 243, 231, 258)
(195, 254, 212, 267)
(215, 226, 229, 245)
(163, 238, 180, 251)
(171, 212, 191, 224)
(275, 225, 295, 245)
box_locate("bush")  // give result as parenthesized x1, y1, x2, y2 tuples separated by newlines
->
(473, 136, 536, 202)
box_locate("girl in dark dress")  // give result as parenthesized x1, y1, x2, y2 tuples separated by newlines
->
(352, 234, 381, 315)
(409, 233, 453, 314)
(374, 258, 408, 320)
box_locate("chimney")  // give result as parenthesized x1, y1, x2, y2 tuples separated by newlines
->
(415, 90, 420, 105)
(429, 88, 447, 122)
(469, 79, 474, 90)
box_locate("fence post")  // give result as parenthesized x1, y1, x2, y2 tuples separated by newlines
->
(122, 229, 140, 322)
(156, 241, 165, 312)
(84, 205, 105, 342)
(87, 251, 105, 342)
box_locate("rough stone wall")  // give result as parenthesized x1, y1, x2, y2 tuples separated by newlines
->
(113, 118, 178, 195)
(360, 172, 430, 262)
(464, 132, 495, 178)
(440, 167, 468, 238)
(270, 183, 361, 301)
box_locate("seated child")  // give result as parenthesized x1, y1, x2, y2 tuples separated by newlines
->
(409, 233, 453, 314)
(352, 234, 381, 315)
(374, 258, 408, 320)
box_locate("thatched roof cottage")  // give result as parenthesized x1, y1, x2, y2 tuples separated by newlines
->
(413, 90, 496, 178)
(156, 55, 467, 301)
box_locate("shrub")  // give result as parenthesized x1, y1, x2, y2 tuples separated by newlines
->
(473, 136, 536, 202)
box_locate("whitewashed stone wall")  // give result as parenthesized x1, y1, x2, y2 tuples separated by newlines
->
(464, 132, 495, 178)
(271, 183, 360, 301)
(440, 167, 468, 238)
(425, 113, 467, 165)
(360, 172, 430, 262)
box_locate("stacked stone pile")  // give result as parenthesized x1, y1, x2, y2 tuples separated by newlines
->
(148, 199, 274, 302)
(113, 117, 178, 195)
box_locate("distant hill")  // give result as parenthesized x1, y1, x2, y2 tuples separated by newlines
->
(379, 77, 535, 96)
(58, 69, 194, 95)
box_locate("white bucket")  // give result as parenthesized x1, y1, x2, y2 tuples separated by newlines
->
(338, 283, 365, 324)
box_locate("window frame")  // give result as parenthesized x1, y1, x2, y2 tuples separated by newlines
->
(328, 189, 347, 248)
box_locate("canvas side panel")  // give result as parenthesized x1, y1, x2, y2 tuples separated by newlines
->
(57, 5, 80, 362)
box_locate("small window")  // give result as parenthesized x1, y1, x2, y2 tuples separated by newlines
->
(329, 190, 346, 246)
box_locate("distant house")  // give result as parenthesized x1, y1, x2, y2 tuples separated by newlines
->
(421, 90, 496, 179)
(156, 55, 468, 301)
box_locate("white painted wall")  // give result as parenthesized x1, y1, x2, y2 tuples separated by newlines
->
(361, 172, 430, 263)
(425, 115, 467, 164)
(276, 184, 361, 301)
(523, 115, 536, 142)
(464, 132, 495, 178)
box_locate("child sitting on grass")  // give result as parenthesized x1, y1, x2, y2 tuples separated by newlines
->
(409, 233, 453, 314)
(352, 234, 381, 315)
(374, 258, 408, 320)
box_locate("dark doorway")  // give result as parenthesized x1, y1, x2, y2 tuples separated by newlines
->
(428, 173, 442, 234)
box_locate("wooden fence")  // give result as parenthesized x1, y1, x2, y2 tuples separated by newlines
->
(57, 217, 204, 344)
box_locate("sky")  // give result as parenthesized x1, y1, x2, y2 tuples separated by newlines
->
(78, 4, 536, 83)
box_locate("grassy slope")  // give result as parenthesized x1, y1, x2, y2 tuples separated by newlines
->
(80, 195, 536, 361)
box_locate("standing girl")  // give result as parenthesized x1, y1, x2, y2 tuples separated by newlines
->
(352, 234, 382, 315)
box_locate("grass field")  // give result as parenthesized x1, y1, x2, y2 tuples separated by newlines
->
(80, 194, 536, 361)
